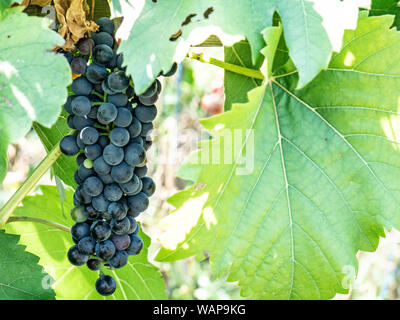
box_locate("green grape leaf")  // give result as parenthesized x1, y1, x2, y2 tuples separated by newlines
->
(117, 0, 275, 95)
(224, 41, 263, 111)
(5, 186, 167, 300)
(0, 7, 71, 182)
(32, 112, 77, 188)
(87, 0, 111, 21)
(0, 230, 55, 299)
(118, 0, 362, 94)
(370, 0, 400, 29)
(156, 13, 400, 299)
(0, 0, 22, 13)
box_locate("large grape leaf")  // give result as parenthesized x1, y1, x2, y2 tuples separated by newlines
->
(32, 111, 77, 188)
(0, 230, 55, 299)
(156, 13, 400, 299)
(0, 7, 71, 182)
(5, 186, 167, 300)
(116, 0, 359, 94)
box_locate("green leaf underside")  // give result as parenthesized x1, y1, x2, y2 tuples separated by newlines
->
(224, 41, 263, 111)
(156, 13, 400, 299)
(5, 186, 167, 300)
(0, 8, 71, 182)
(33, 112, 77, 188)
(0, 230, 55, 300)
(119, 0, 344, 94)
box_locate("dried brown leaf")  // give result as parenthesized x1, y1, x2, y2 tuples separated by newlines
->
(54, 0, 98, 51)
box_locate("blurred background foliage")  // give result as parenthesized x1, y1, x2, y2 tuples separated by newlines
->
(2, 45, 400, 300)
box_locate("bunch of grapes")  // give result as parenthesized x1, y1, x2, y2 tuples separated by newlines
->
(59, 17, 177, 296)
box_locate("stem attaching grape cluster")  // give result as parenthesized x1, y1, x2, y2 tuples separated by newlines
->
(59, 17, 177, 296)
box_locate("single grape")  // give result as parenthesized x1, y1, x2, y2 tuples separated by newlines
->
(60, 135, 80, 156)
(119, 175, 141, 196)
(87, 258, 102, 271)
(108, 201, 128, 221)
(74, 171, 84, 185)
(107, 70, 130, 93)
(96, 17, 115, 35)
(113, 107, 132, 128)
(67, 115, 75, 129)
(90, 220, 112, 241)
(111, 217, 131, 235)
(107, 93, 128, 107)
(134, 105, 157, 123)
(93, 44, 114, 66)
(140, 122, 154, 138)
(141, 177, 156, 197)
(73, 116, 94, 130)
(72, 77, 93, 96)
(111, 234, 131, 251)
(103, 144, 124, 165)
(68, 245, 89, 266)
(76, 134, 86, 149)
(162, 62, 178, 77)
(92, 194, 110, 213)
(130, 136, 144, 146)
(70, 57, 87, 75)
(104, 183, 123, 202)
(92, 31, 114, 47)
(127, 117, 142, 138)
(111, 161, 134, 184)
(84, 144, 102, 160)
(126, 234, 143, 256)
(77, 163, 94, 180)
(64, 95, 76, 114)
(97, 102, 117, 124)
(102, 79, 117, 95)
(95, 240, 116, 261)
(71, 222, 91, 241)
(126, 216, 138, 235)
(79, 127, 99, 145)
(87, 106, 99, 119)
(86, 63, 108, 84)
(134, 165, 148, 178)
(124, 143, 146, 166)
(127, 192, 149, 213)
(95, 274, 116, 296)
(108, 250, 128, 269)
(140, 81, 158, 98)
(85, 205, 100, 219)
(98, 173, 115, 185)
(76, 153, 86, 166)
(83, 176, 104, 197)
(138, 92, 158, 106)
(93, 156, 111, 175)
(110, 127, 130, 147)
(78, 236, 96, 255)
(70, 206, 88, 222)
(71, 95, 91, 116)
(77, 38, 93, 55)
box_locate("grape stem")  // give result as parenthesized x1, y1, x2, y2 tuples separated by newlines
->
(0, 129, 75, 228)
(7, 216, 71, 233)
(188, 52, 264, 80)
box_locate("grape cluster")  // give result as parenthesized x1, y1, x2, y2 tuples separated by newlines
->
(59, 17, 177, 296)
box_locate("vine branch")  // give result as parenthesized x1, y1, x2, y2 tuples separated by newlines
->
(7, 216, 71, 233)
(188, 52, 264, 80)
(0, 129, 75, 228)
